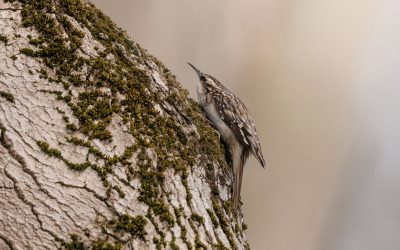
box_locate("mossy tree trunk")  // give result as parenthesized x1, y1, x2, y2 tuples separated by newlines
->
(0, 0, 249, 249)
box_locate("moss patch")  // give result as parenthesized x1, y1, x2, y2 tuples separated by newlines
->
(0, 91, 15, 103)
(212, 199, 236, 249)
(91, 240, 122, 250)
(147, 209, 168, 249)
(190, 213, 204, 225)
(61, 234, 122, 250)
(36, 141, 62, 158)
(169, 235, 180, 250)
(108, 214, 147, 240)
(0, 34, 8, 44)
(61, 234, 85, 250)
(173, 206, 193, 249)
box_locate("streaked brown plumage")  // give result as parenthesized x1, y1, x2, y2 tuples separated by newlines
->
(188, 63, 265, 210)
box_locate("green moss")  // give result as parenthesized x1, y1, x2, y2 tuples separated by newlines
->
(190, 213, 204, 225)
(67, 136, 107, 159)
(194, 235, 207, 250)
(36, 139, 115, 190)
(223, 200, 233, 216)
(61, 235, 122, 250)
(173, 206, 193, 249)
(112, 185, 125, 198)
(91, 240, 122, 250)
(215, 241, 230, 250)
(234, 224, 240, 234)
(82, 121, 112, 141)
(61, 114, 72, 123)
(0, 34, 8, 44)
(66, 123, 78, 131)
(153, 237, 162, 250)
(152, 200, 174, 225)
(0, 123, 6, 145)
(108, 214, 147, 240)
(68, 90, 114, 140)
(135, 149, 174, 225)
(180, 226, 190, 248)
(181, 169, 192, 204)
(205, 209, 231, 249)
(212, 199, 236, 249)
(10, 55, 17, 61)
(20, 48, 35, 56)
(64, 161, 92, 171)
(28, 36, 45, 46)
(0, 91, 15, 103)
(206, 209, 219, 228)
(56, 107, 66, 114)
(37, 141, 62, 158)
(61, 234, 85, 250)
(169, 235, 180, 250)
(148, 210, 166, 249)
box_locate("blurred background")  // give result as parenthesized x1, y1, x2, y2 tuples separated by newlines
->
(92, 1, 400, 249)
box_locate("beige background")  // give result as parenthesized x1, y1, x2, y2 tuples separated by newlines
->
(91, 1, 400, 249)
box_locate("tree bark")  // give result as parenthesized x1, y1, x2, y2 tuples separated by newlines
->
(0, 0, 249, 249)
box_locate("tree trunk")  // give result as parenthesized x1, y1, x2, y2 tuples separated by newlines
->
(0, 1, 249, 249)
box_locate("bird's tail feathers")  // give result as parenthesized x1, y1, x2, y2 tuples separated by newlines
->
(232, 148, 250, 211)
(255, 150, 266, 168)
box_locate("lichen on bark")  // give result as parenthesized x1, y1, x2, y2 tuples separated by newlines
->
(0, 0, 249, 249)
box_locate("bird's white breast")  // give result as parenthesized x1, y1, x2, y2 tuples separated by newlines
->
(197, 83, 239, 147)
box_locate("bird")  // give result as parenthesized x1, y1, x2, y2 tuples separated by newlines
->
(188, 62, 265, 210)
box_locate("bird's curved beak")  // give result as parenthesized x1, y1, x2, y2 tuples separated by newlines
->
(187, 62, 201, 76)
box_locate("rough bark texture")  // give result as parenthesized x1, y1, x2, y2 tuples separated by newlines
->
(0, 1, 249, 249)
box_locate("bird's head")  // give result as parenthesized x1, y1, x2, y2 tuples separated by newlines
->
(187, 62, 223, 92)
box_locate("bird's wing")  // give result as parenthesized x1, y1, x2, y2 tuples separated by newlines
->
(212, 91, 266, 167)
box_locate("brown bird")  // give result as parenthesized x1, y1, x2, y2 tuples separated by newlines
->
(188, 63, 265, 210)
